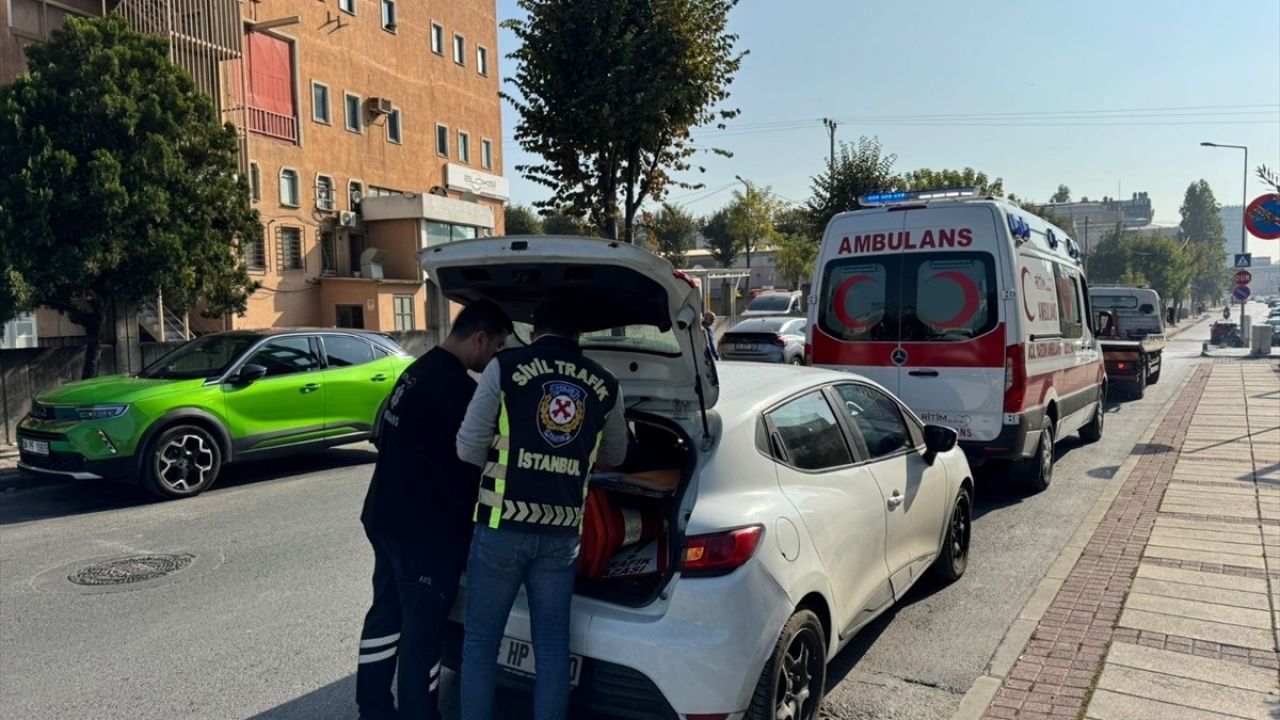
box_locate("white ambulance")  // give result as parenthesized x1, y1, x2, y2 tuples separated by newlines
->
(805, 188, 1105, 492)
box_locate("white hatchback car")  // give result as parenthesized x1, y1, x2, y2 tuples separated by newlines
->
(422, 237, 975, 720)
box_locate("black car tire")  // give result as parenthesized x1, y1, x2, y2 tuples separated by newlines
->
(788, 356, 803, 366)
(931, 487, 972, 583)
(1014, 417, 1054, 493)
(1080, 386, 1105, 444)
(1131, 365, 1147, 400)
(142, 424, 223, 499)
(747, 609, 827, 720)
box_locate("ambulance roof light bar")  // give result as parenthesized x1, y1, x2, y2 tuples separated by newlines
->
(859, 186, 980, 207)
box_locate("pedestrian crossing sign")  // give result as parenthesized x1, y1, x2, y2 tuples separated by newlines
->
(1234, 253, 1252, 268)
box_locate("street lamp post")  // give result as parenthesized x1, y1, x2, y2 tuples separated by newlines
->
(1200, 141, 1249, 329)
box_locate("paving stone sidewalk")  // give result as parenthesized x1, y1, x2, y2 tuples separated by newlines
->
(980, 361, 1280, 720)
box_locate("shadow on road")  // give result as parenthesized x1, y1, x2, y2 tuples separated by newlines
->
(245, 674, 357, 720)
(0, 447, 376, 526)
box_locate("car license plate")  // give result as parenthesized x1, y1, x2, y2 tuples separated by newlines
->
(734, 343, 758, 352)
(497, 636, 582, 686)
(20, 438, 49, 456)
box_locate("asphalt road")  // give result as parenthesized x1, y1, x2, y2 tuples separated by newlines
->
(0, 312, 1228, 720)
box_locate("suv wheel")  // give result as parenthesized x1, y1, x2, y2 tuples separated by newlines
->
(143, 424, 222, 499)
(747, 609, 827, 720)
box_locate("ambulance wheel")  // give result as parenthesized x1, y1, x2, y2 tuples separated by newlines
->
(1015, 417, 1054, 494)
(747, 609, 826, 720)
(1080, 386, 1105, 444)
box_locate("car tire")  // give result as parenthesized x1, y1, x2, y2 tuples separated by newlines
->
(1147, 360, 1162, 386)
(1079, 387, 1105, 444)
(931, 487, 972, 583)
(1131, 365, 1147, 400)
(141, 424, 222, 499)
(1013, 416, 1054, 493)
(788, 356, 803, 366)
(747, 609, 827, 720)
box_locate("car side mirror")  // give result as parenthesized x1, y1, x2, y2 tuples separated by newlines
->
(231, 364, 268, 385)
(923, 424, 958, 462)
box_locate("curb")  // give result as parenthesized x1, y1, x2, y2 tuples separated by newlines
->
(948, 361, 1203, 720)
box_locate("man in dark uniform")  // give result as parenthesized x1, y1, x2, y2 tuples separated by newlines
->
(356, 300, 512, 720)
(456, 297, 628, 720)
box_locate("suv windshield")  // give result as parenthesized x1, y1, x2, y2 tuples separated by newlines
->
(748, 294, 792, 312)
(139, 334, 259, 380)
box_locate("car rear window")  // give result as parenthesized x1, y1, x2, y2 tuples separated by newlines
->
(748, 294, 793, 312)
(819, 251, 998, 343)
(1091, 295, 1139, 309)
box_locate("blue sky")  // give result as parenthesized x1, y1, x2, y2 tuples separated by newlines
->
(495, 0, 1280, 236)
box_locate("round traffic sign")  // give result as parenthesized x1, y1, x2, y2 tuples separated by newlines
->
(1235, 270, 1253, 285)
(1232, 285, 1252, 302)
(1244, 193, 1280, 240)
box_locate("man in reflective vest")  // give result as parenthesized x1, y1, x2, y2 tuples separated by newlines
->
(456, 297, 628, 720)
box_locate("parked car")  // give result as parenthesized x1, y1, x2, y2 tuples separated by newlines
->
(718, 317, 807, 364)
(16, 329, 412, 498)
(1266, 317, 1280, 345)
(421, 236, 974, 720)
(742, 289, 805, 318)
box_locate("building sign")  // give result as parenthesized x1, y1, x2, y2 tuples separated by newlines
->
(445, 164, 510, 201)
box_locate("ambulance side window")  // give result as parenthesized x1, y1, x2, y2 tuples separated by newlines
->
(1054, 264, 1084, 339)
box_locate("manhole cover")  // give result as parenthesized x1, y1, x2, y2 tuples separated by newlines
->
(67, 554, 195, 586)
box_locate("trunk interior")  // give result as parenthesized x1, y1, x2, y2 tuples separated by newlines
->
(573, 411, 694, 608)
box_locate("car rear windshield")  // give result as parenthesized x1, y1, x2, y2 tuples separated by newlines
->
(819, 251, 999, 342)
(729, 318, 789, 334)
(510, 323, 680, 356)
(140, 335, 260, 379)
(1091, 295, 1139, 309)
(748, 294, 792, 312)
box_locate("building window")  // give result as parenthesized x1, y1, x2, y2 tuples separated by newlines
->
(430, 22, 444, 55)
(344, 92, 362, 132)
(436, 124, 449, 157)
(339, 0, 356, 14)
(249, 162, 261, 202)
(281, 227, 304, 271)
(393, 295, 415, 330)
(349, 180, 364, 210)
(336, 305, 365, 329)
(387, 107, 402, 144)
(425, 222, 478, 247)
(320, 228, 337, 274)
(311, 82, 331, 124)
(368, 186, 406, 197)
(245, 31, 299, 144)
(244, 234, 266, 270)
(280, 168, 300, 207)
(480, 139, 493, 170)
(381, 0, 396, 32)
(458, 131, 471, 164)
(316, 175, 335, 210)
(477, 46, 489, 76)
(453, 34, 465, 66)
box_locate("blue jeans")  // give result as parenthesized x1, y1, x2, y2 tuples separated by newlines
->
(460, 525, 580, 720)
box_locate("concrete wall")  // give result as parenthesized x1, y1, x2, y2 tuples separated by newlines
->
(0, 346, 115, 445)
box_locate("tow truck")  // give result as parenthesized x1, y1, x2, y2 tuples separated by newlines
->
(1091, 286, 1166, 400)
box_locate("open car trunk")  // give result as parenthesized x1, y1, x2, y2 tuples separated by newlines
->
(575, 410, 694, 607)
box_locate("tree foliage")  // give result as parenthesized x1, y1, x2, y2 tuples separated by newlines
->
(1050, 184, 1072, 203)
(640, 202, 698, 267)
(543, 210, 593, 236)
(1128, 233, 1194, 307)
(0, 17, 260, 377)
(803, 137, 897, 238)
(1179, 180, 1229, 303)
(773, 233, 817, 290)
(702, 207, 737, 268)
(1087, 225, 1130, 284)
(725, 184, 783, 268)
(1258, 165, 1280, 194)
(503, 0, 743, 244)
(504, 204, 544, 235)
(901, 167, 1005, 197)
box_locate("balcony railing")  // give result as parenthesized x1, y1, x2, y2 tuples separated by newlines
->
(248, 106, 298, 143)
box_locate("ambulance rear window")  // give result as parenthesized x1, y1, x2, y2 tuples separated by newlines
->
(819, 252, 998, 343)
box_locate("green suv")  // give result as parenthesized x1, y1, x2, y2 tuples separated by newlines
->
(17, 330, 413, 499)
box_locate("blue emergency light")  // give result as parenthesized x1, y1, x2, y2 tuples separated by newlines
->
(1046, 229, 1059, 249)
(1007, 214, 1032, 240)
(858, 186, 979, 207)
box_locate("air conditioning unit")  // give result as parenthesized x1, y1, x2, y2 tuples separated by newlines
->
(339, 210, 359, 228)
(368, 97, 393, 115)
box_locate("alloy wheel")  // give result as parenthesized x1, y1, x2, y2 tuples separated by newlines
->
(156, 434, 215, 492)
(775, 627, 822, 720)
(950, 498, 970, 565)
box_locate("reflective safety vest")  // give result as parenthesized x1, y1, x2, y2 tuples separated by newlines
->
(476, 336, 620, 535)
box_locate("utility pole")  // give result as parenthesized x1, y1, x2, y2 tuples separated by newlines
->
(822, 118, 838, 169)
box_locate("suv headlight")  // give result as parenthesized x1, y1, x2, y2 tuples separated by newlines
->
(75, 405, 130, 420)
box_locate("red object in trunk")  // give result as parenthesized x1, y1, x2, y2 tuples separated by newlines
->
(579, 487, 663, 578)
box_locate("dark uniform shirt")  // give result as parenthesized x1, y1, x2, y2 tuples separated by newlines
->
(361, 347, 479, 540)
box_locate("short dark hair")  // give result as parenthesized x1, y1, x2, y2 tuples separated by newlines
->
(532, 297, 579, 338)
(450, 299, 513, 340)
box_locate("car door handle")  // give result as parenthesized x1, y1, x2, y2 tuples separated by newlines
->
(887, 491, 904, 510)
(370, 374, 389, 382)
(300, 383, 321, 393)
(908, 370, 939, 377)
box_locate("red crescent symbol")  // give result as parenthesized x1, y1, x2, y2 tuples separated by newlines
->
(834, 274, 881, 329)
(1020, 267, 1035, 322)
(924, 271, 981, 329)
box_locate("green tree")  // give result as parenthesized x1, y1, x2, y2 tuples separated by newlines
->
(1050, 184, 1072, 203)
(503, 0, 743, 244)
(0, 17, 260, 378)
(1258, 164, 1280, 194)
(543, 210, 592, 236)
(900, 167, 1005, 197)
(803, 137, 898, 238)
(725, 184, 783, 271)
(1087, 225, 1130, 283)
(641, 202, 698, 267)
(504, 204, 544, 235)
(702, 206, 737, 268)
(1178, 180, 1229, 303)
(1128, 234, 1193, 308)
(773, 233, 817, 290)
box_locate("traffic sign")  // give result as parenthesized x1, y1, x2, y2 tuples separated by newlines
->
(1235, 270, 1252, 285)
(1232, 285, 1252, 303)
(1234, 253, 1252, 268)
(1244, 193, 1280, 241)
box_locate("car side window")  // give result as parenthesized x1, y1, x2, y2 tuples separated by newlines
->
(324, 335, 376, 367)
(766, 391, 853, 470)
(834, 384, 913, 459)
(245, 337, 321, 377)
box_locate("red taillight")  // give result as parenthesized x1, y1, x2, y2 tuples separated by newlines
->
(1116, 362, 1127, 371)
(683, 526, 762, 577)
(672, 269, 699, 289)
(773, 336, 786, 347)
(1003, 344, 1026, 413)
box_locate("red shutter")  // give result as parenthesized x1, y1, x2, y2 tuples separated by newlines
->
(246, 31, 294, 116)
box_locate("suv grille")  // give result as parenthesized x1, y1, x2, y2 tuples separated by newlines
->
(19, 450, 86, 473)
